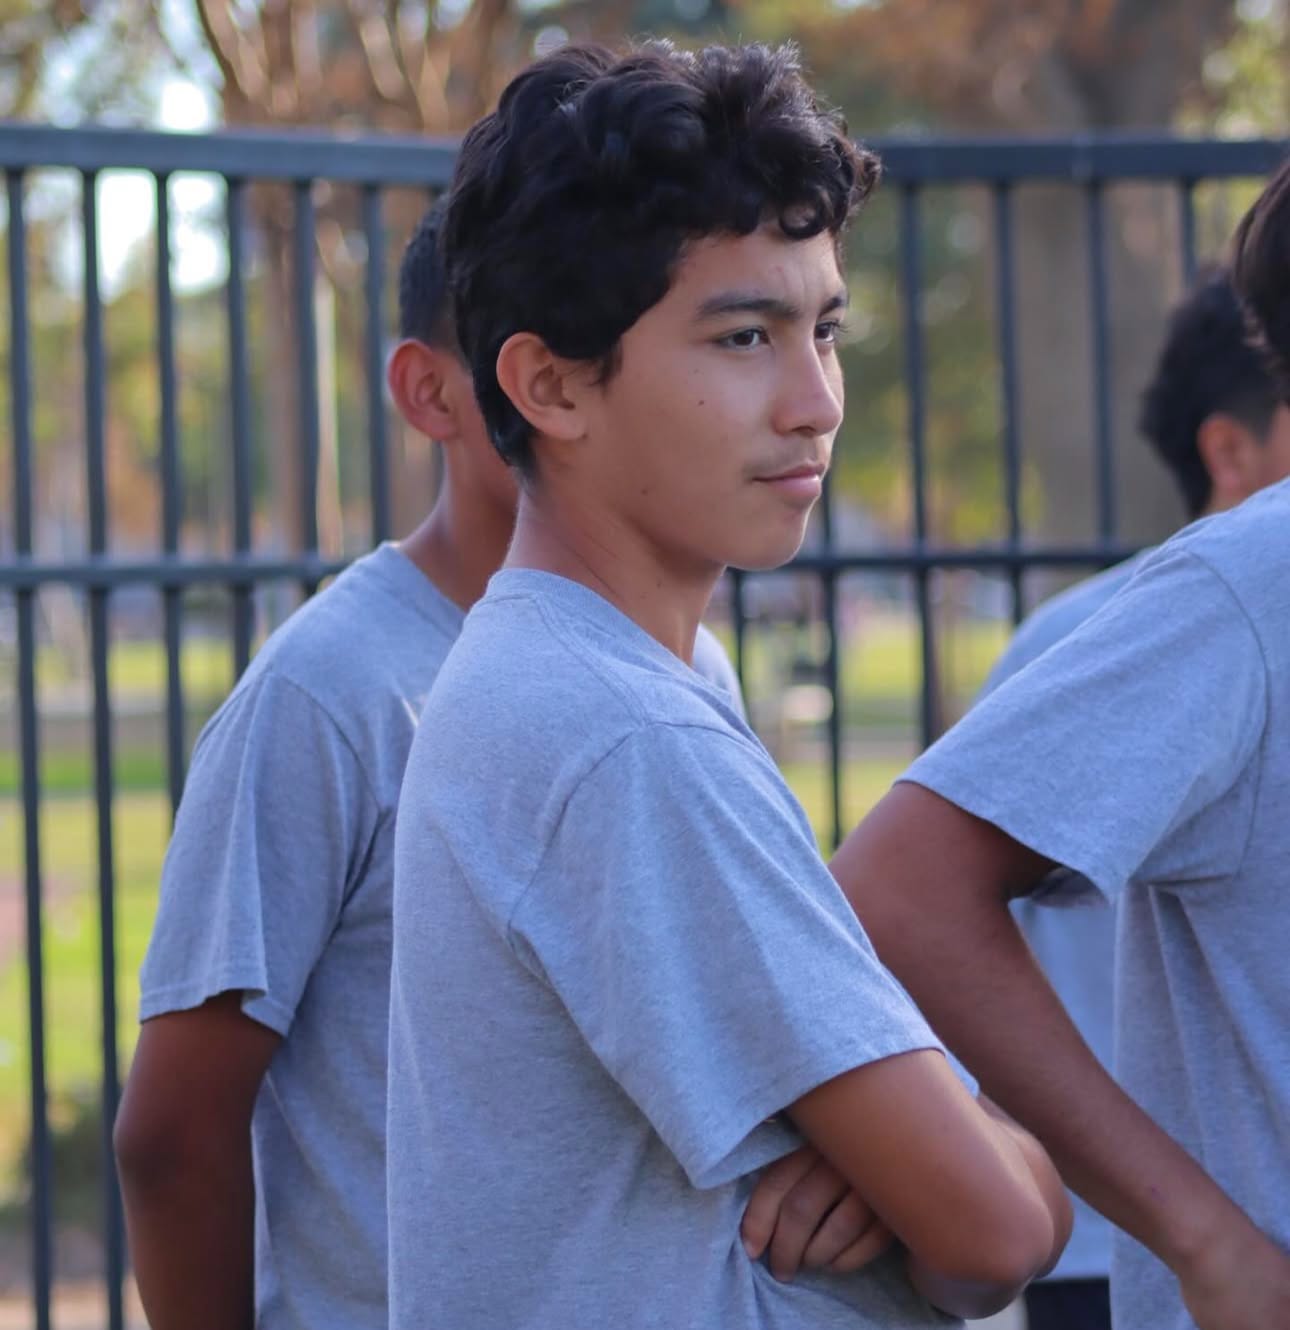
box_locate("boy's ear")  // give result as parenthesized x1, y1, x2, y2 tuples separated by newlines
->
(494, 332, 588, 443)
(387, 338, 463, 443)
(1196, 411, 1260, 510)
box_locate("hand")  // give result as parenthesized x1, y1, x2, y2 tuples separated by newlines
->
(1177, 1220, 1290, 1330)
(741, 1145, 893, 1282)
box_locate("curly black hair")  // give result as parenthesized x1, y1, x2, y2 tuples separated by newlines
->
(442, 40, 880, 472)
(1137, 268, 1282, 518)
(1233, 155, 1290, 404)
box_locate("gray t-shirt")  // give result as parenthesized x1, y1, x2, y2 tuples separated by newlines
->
(978, 556, 1145, 1283)
(388, 569, 957, 1330)
(903, 478, 1290, 1330)
(139, 545, 747, 1330)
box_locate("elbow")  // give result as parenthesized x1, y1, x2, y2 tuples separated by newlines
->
(908, 1192, 1059, 1318)
(963, 1187, 1060, 1287)
(113, 1100, 178, 1193)
(113, 1095, 218, 1198)
(976, 1195, 1060, 1287)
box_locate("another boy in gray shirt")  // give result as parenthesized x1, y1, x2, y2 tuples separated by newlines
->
(981, 268, 1290, 1330)
(113, 204, 746, 1330)
(831, 161, 1290, 1330)
(389, 40, 1070, 1330)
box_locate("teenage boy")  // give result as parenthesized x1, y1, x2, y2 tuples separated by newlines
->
(387, 40, 1070, 1330)
(831, 163, 1290, 1329)
(113, 201, 749, 1330)
(982, 267, 1290, 1330)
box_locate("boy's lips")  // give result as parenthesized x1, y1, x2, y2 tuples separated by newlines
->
(754, 461, 826, 500)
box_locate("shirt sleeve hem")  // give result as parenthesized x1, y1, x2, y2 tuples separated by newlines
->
(897, 772, 1122, 905)
(683, 1032, 944, 1191)
(139, 973, 294, 1037)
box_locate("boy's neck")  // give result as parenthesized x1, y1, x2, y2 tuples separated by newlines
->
(505, 486, 720, 666)
(398, 471, 514, 613)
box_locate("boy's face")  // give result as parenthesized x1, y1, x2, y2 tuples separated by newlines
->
(570, 225, 847, 575)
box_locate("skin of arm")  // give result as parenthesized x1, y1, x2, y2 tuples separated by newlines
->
(740, 1098, 1068, 1292)
(787, 1046, 1070, 1319)
(114, 992, 281, 1330)
(830, 781, 1290, 1330)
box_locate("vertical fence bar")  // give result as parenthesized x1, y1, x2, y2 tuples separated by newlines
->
(155, 173, 186, 816)
(363, 185, 391, 544)
(729, 569, 748, 696)
(8, 167, 53, 1330)
(82, 169, 126, 1330)
(900, 185, 938, 746)
(817, 480, 843, 850)
(293, 180, 321, 582)
(1178, 179, 1198, 288)
(1086, 181, 1116, 547)
(993, 182, 1025, 626)
(226, 178, 254, 676)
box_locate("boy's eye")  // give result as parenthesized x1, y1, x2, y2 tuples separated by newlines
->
(718, 328, 769, 350)
(815, 319, 846, 344)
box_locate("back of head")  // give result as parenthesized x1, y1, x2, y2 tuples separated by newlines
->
(1233, 157, 1290, 401)
(442, 40, 879, 472)
(1137, 268, 1282, 518)
(398, 196, 455, 350)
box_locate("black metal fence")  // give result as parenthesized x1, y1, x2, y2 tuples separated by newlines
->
(1, 123, 1286, 1329)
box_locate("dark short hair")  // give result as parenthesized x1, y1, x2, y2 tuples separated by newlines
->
(442, 40, 879, 472)
(1137, 268, 1282, 518)
(397, 197, 456, 349)
(1233, 155, 1290, 402)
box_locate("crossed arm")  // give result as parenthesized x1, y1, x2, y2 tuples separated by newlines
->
(113, 992, 926, 1326)
(116, 993, 1065, 1328)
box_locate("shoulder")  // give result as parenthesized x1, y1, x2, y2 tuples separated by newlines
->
(222, 553, 454, 746)
(570, 718, 802, 844)
(1164, 481, 1290, 644)
(984, 559, 1142, 695)
(263, 553, 449, 687)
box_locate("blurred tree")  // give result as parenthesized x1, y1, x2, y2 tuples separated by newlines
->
(740, 0, 1257, 552)
(182, 0, 537, 548)
(1, 0, 174, 120)
(6, 0, 1283, 563)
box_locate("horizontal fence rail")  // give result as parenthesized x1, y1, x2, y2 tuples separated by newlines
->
(1, 121, 1287, 1330)
(2, 122, 1286, 182)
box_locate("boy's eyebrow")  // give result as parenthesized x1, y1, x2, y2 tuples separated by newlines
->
(694, 289, 850, 322)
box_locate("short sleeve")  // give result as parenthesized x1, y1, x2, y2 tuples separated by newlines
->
(509, 724, 942, 1190)
(904, 548, 1268, 902)
(139, 670, 380, 1035)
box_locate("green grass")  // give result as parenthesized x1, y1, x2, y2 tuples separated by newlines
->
(0, 748, 174, 798)
(781, 755, 909, 844)
(719, 611, 1009, 725)
(20, 638, 236, 701)
(0, 794, 169, 1186)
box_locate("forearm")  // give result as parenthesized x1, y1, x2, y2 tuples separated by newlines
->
(839, 853, 1249, 1274)
(119, 1138, 256, 1330)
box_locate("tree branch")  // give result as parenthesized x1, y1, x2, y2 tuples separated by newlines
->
(193, 0, 271, 110)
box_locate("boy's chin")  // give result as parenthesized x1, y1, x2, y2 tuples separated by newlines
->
(725, 532, 810, 574)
